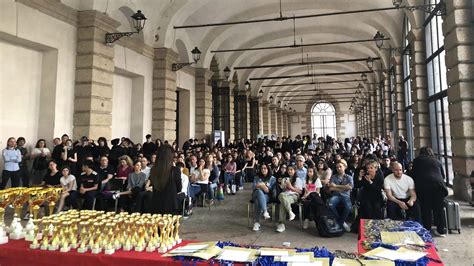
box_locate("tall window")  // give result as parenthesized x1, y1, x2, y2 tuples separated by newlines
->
(212, 83, 230, 139)
(403, 15, 414, 161)
(234, 92, 248, 139)
(389, 65, 397, 138)
(311, 102, 336, 138)
(424, 0, 453, 185)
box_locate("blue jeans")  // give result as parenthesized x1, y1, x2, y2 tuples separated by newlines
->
(224, 173, 235, 186)
(189, 184, 201, 200)
(328, 195, 352, 226)
(252, 189, 269, 223)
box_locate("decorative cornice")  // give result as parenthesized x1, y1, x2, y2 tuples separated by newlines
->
(17, 0, 78, 26)
(78, 10, 120, 33)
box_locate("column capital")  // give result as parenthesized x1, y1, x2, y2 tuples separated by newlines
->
(195, 68, 214, 80)
(78, 10, 120, 32)
(407, 28, 425, 43)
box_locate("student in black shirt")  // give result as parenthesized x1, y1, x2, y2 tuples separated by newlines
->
(40, 160, 62, 188)
(142, 134, 157, 159)
(78, 160, 99, 210)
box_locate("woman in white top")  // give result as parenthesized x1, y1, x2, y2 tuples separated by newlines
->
(31, 139, 51, 185)
(56, 165, 77, 212)
(276, 166, 304, 233)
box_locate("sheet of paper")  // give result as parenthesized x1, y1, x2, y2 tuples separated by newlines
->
(218, 249, 252, 262)
(333, 259, 395, 266)
(288, 262, 323, 266)
(279, 255, 311, 262)
(260, 250, 290, 256)
(168, 244, 209, 253)
(363, 246, 426, 262)
(380, 231, 424, 246)
(396, 247, 427, 262)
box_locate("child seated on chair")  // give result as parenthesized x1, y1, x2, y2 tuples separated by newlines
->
(56, 165, 78, 212)
(251, 164, 276, 231)
(276, 165, 304, 233)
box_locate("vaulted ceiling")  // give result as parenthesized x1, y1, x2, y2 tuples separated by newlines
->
(64, 0, 425, 109)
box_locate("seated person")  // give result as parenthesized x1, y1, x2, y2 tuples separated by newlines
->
(176, 162, 191, 215)
(302, 167, 323, 229)
(40, 160, 62, 188)
(384, 162, 421, 222)
(251, 164, 276, 231)
(358, 161, 384, 219)
(327, 159, 353, 232)
(380, 156, 392, 177)
(276, 166, 304, 233)
(191, 158, 209, 206)
(77, 160, 99, 210)
(56, 165, 78, 212)
(113, 160, 147, 212)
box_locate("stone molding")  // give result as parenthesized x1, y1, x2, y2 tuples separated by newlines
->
(17, 0, 78, 26)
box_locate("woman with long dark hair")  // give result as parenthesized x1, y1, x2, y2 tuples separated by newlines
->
(251, 164, 276, 231)
(412, 146, 448, 236)
(148, 144, 182, 214)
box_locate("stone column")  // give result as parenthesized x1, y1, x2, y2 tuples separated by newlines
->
(269, 105, 278, 136)
(276, 108, 283, 137)
(370, 89, 377, 137)
(408, 28, 431, 152)
(261, 101, 270, 135)
(195, 68, 213, 139)
(383, 77, 392, 136)
(228, 86, 235, 141)
(375, 84, 384, 137)
(443, 0, 474, 201)
(392, 54, 407, 140)
(152, 48, 178, 141)
(73, 10, 120, 140)
(281, 110, 288, 137)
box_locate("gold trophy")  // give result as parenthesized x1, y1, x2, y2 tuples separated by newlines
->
(10, 189, 30, 239)
(158, 220, 167, 253)
(25, 190, 46, 241)
(104, 223, 115, 255)
(174, 215, 182, 244)
(0, 191, 12, 244)
(46, 188, 62, 216)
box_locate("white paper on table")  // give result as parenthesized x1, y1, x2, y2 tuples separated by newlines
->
(279, 255, 311, 262)
(217, 249, 252, 262)
(168, 244, 209, 253)
(289, 262, 323, 266)
(371, 249, 401, 261)
(396, 248, 427, 262)
(260, 250, 289, 256)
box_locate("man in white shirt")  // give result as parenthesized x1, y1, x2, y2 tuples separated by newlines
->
(384, 162, 421, 222)
(140, 157, 151, 179)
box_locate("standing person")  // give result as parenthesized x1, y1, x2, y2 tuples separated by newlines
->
(397, 136, 409, 169)
(148, 144, 182, 214)
(412, 147, 448, 236)
(142, 134, 157, 160)
(1, 137, 22, 189)
(61, 139, 77, 175)
(16, 137, 30, 187)
(31, 139, 51, 185)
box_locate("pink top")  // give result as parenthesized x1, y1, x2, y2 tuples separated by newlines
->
(116, 166, 133, 180)
(224, 162, 236, 174)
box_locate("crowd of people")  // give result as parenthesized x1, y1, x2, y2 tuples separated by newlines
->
(1, 133, 449, 236)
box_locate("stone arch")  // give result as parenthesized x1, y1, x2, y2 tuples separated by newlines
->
(174, 39, 189, 62)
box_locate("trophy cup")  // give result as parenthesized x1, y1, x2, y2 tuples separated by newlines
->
(10, 189, 30, 239)
(0, 191, 12, 244)
(40, 219, 50, 250)
(158, 220, 167, 253)
(104, 223, 115, 255)
(25, 191, 46, 241)
(134, 221, 146, 252)
(174, 215, 182, 244)
(145, 220, 156, 252)
(59, 221, 71, 252)
(29, 219, 40, 249)
(46, 188, 62, 216)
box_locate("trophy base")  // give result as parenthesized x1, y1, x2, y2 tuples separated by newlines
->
(167, 244, 173, 250)
(158, 246, 167, 253)
(91, 247, 102, 254)
(29, 243, 40, 249)
(24, 233, 36, 242)
(60, 246, 71, 253)
(146, 246, 156, 252)
(77, 247, 88, 253)
(70, 243, 78, 249)
(114, 244, 122, 250)
(10, 231, 25, 240)
(134, 245, 145, 252)
(40, 244, 49, 250)
(176, 238, 182, 244)
(48, 244, 59, 251)
(0, 236, 8, 245)
(123, 244, 132, 251)
(104, 248, 115, 255)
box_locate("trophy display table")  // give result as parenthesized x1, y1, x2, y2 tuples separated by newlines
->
(0, 239, 211, 266)
(358, 219, 443, 266)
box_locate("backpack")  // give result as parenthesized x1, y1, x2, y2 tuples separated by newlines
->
(33, 156, 48, 170)
(313, 195, 344, 237)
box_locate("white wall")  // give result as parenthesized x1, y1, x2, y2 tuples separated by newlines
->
(0, 40, 43, 144)
(289, 114, 304, 137)
(112, 74, 133, 139)
(0, 1, 76, 167)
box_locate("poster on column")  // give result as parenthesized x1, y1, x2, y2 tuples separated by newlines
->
(213, 130, 225, 147)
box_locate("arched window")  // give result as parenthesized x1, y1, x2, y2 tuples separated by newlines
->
(311, 102, 336, 138)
